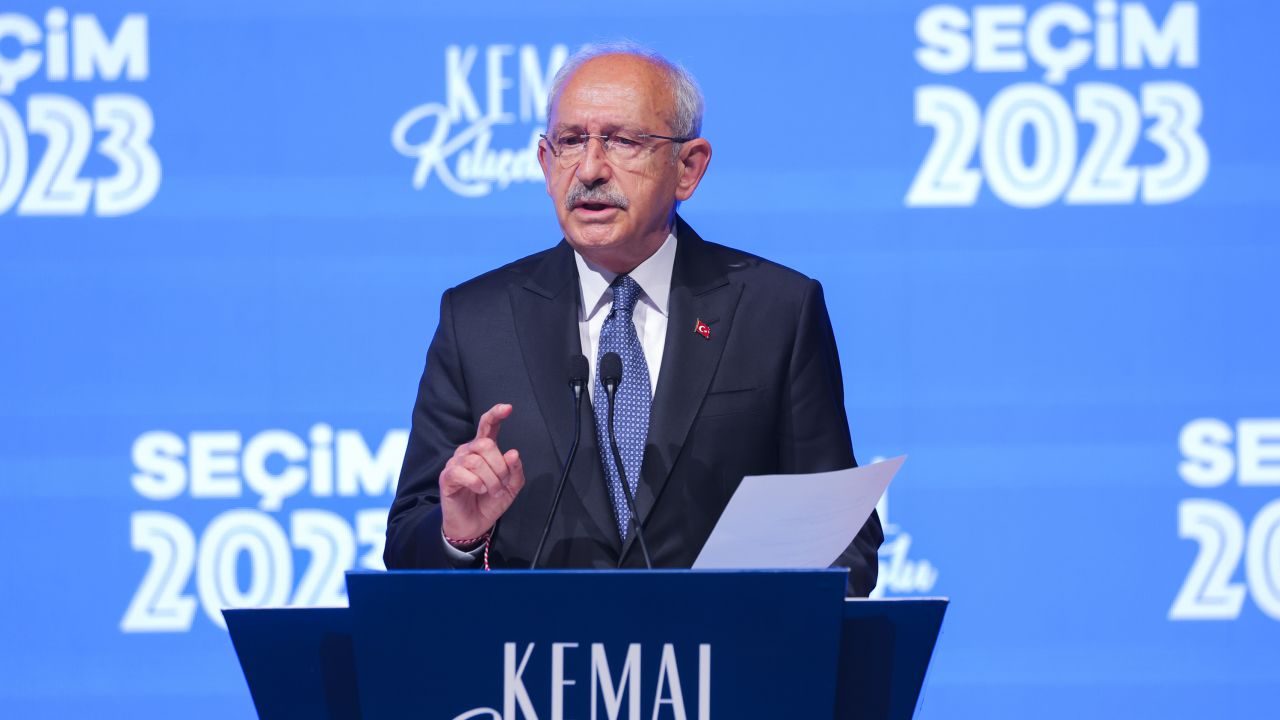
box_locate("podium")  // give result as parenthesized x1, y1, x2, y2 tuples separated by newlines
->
(225, 570, 946, 719)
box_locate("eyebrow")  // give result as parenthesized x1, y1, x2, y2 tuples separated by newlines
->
(549, 122, 632, 135)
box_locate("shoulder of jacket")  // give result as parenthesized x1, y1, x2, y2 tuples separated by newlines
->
(698, 238, 819, 296)
(445, 244, 563, 300)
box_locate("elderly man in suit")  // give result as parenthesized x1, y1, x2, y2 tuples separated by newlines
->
(384, 42, 883, 595)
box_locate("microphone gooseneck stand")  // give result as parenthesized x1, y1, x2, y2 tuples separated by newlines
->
(530, 354, 589, 569)
(600, 352, 653, 569)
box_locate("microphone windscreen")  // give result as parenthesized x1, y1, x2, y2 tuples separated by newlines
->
(567, 354, 589, 384)
(599, 352, 623, 386)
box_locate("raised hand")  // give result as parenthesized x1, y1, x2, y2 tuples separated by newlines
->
(439, 403, 526, 542)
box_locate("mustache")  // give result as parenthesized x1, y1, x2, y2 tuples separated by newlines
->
(564, 183, 630, 212)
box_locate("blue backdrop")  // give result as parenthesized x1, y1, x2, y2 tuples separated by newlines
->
(2, 1, 1277, 717)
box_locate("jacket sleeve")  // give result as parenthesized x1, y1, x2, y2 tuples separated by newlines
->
(384, 288, 482, 569)
(780, 279, 884, 597)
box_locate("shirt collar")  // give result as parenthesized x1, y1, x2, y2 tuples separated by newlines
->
(574, 232, 677, 321)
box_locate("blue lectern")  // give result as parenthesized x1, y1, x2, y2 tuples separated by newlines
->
(225, 570, 946, 719)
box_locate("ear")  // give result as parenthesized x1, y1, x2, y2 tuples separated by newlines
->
(537, 137, 555, 196)
(674, 138, 712, 201)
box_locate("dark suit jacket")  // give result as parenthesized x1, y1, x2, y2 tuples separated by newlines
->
(384, 217, 883, 596)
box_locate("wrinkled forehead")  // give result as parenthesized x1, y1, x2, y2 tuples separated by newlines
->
(548, 55, 676, 132)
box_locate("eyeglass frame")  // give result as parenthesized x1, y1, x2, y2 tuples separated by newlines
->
(538, 130, 698, 168)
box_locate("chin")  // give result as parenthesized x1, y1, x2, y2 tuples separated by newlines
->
(568, 222, 625, 250)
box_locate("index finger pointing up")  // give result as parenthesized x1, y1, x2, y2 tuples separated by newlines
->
(474, 403, 513, 441)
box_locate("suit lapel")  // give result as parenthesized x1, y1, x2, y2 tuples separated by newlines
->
(508, 242, 580, 467)
(509, 242, 623, 559)
(622, 217, 743, 562)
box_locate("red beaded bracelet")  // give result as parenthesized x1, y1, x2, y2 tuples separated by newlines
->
(443, 530, 490, 549)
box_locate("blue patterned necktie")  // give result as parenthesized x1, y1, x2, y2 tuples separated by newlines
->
(593, 274, 652, 541)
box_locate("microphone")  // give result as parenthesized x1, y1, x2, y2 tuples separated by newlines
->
(530, 354, 590, 569)
(599, 351, 653, 569)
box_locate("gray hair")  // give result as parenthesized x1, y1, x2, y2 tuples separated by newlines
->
(545, 41, 705, 139)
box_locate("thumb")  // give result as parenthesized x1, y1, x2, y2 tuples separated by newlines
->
(505, 449, 526, 492)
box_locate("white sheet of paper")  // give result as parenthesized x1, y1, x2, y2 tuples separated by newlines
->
(692, 455, 904, 569)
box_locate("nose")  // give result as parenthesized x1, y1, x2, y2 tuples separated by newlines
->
(574, 136, 612, 187)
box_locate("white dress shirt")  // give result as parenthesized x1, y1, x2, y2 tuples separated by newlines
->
(574, 232, 677, 400)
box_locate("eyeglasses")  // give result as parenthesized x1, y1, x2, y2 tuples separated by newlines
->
(539, 130, 696, 169)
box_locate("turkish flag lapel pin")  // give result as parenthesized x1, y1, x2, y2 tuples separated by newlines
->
(694, 318, 711, 339)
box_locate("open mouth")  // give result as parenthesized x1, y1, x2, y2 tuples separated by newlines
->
(575, 202, 618, 213)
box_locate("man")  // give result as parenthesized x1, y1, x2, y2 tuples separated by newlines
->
(384, 42, 883, 595)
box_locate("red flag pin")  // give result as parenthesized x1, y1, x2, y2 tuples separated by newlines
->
(694, 318, 711, 339)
